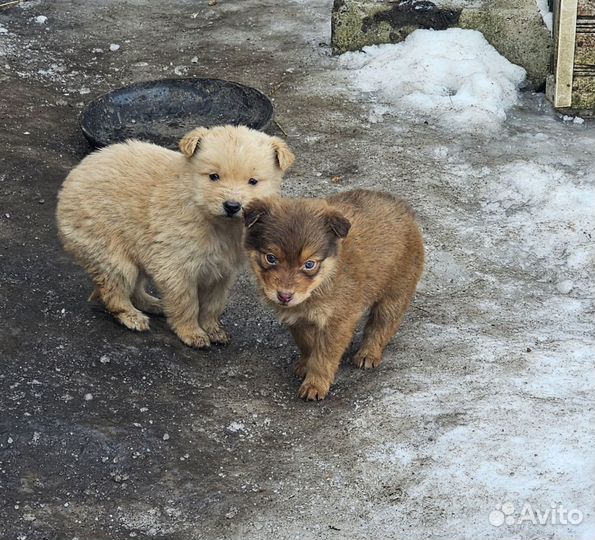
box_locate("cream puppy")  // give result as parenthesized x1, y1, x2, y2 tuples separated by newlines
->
(56, 125, 294, 348)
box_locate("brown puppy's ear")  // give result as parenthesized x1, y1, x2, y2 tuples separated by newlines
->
(326, 210, 351, 238)
(244, 199, 270, 229)
(179, 127, 210, 158)
(270, 137, 295, 172)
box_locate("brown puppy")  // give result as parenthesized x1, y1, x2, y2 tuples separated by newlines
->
(57, 125, 294, 348)
(244, 189, 424, 400)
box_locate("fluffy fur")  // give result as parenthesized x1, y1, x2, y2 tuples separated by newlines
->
(56, 125, 294, 347)
(244, 189, 424, 400)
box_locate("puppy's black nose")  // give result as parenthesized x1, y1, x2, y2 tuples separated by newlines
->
(223, 201, 241, 216)
(277, 291, 294, 304)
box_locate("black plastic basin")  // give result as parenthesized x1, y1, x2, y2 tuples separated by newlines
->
(79, 78, 274, 149)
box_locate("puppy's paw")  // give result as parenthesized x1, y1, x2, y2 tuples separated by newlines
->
(117, 310, 150, 332)
(298, 376, 330, 401)
(353, 348, 383, 369)
(293, 359, 308, 379)
(205, 324, 230, 346)
(177, 327, 211, 349)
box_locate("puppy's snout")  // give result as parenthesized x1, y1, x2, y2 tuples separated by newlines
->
(277, 291, 294, 305)
(223, 201, 241, 216)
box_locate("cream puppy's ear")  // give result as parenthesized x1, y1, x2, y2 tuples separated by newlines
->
(179, 127, 210, 158)
(270, 137, 295, 172)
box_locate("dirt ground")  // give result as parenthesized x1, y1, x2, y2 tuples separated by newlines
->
(1, 1, 594, 539)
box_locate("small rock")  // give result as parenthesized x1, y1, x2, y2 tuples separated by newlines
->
(191, 56, 199, 64)
(84, 393, 93, 401)
(225, 506, 239, 519)
(162, 433, 170, 441)
(226, 422, 245, 433)
(99, 355, 110, 364)
(109, 43, 120, 52)
(35, 15, 48, 24)
(165, 507, 182, 518)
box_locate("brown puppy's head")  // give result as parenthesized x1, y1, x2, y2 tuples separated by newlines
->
(243, 197, 351, 307)
(179, 125, 294, 219)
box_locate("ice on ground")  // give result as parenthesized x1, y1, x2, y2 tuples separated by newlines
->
(340, 28, 526, 132)
(481, 161, 595, 275)
(536, 0, 553, 33)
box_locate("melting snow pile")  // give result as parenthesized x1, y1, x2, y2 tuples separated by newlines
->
(340, 28, 527, 131)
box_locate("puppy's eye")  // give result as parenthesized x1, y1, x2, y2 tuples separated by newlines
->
(265, 253, 278, 265)
(209, 173, 220, 181)
(248, 178, 258, 186)
(303, 260, 318, 271)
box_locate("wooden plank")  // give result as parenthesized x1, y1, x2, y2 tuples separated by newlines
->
(577, 0, 595, 17)
(554, 0, 578, 107)
(572, 75, 595, 109)
(575, 26, 595, 66)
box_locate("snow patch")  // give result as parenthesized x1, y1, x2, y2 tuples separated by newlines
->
(563, 114, 585, 124)
(367, 442, 416, 466)
(536, 0, 553, 33)
(340, 28, 526, 132)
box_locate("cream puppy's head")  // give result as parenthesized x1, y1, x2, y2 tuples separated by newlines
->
(179, 125, 295, 219)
